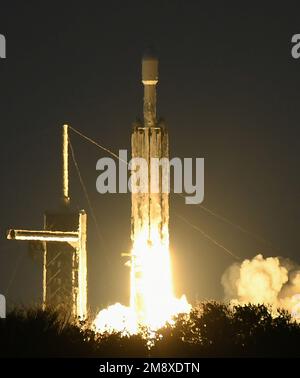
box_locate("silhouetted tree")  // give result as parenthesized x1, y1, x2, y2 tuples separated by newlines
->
(152, 302, 300, 357)
(1, 303, 299, 357)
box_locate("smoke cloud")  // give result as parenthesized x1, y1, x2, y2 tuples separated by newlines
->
(221, 254, 300, 319)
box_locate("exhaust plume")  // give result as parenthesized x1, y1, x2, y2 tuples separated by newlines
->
(221, 254, 300, 320)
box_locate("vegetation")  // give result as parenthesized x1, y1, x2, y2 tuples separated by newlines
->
(0, 302, 299, 357)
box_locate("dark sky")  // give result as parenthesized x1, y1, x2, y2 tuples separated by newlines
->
(0, 1, 299, 313)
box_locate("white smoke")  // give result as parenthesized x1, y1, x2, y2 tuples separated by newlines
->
(221, 254, 300, 320)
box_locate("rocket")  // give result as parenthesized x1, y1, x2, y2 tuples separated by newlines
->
(130, 50, 170, 315)
(131, 49, 169, 245)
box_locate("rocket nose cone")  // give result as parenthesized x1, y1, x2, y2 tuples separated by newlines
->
(142, 46, 158, 61)
(142, 47, 158, 84)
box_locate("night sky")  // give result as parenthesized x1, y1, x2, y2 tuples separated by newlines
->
(0, 2, 299, 313)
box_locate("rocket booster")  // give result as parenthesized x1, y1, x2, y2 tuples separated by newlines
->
(131, 51, 169, 245)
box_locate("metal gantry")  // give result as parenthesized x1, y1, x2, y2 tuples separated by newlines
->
(7, 125, 87, 319)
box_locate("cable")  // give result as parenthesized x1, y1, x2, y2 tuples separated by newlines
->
(5, 252, 25, 296)
(174, 211, 241, 261)
(69, 125, 128, 165)
(175, 192, 279, 253)
(68, 139, 107, 254)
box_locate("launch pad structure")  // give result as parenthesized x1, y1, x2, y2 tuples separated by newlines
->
(7, 125, 87, 319)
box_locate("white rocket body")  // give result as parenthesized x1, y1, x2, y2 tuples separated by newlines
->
(130, 52, 170, 317)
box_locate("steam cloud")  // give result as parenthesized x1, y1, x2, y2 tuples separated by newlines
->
(221, 254, 300, 319)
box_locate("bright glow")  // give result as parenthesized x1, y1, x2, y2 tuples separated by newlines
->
(94, 228, 190, 334)
(129, 227, 190, 330)
(94, 303, 137, 334)
(222, 254, 300, 321)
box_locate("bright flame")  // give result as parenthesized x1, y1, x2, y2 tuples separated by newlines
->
(129, 228, 190, 330)
(94, 228, 190, 334)
(93, 303, 137, 334)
